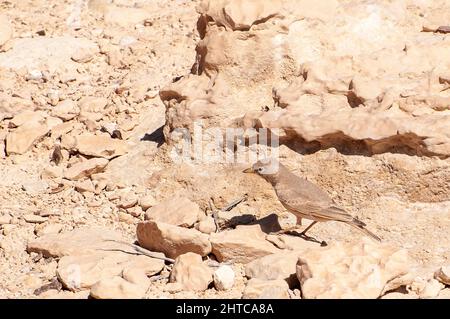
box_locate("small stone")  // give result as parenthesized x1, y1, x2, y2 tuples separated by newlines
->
(74, 179, 96, 193)
(71, 46, 98, 63)
(213, 265, 235, 291)
(2, 224, 16, 236)
(195, 216, 217, 234)
(169, 252, 213, 292)
(64, 158, 109, 180)
(0, 214, 12, 225)
(419, 279, 444, 298)
(41, 166, 64, 180)
(75, 133, 129, 159)
(35, 223, 63, 237)
(117, 194, 138, 209)
(22, 180, 48, 195)
(435, 266, 450, 285)
(243, 278, 290, 299)
(139, 194, 158, 210)
(26, 69, 43, 81)
(23, 214, 48, 224)
(52, 100, 79, 121)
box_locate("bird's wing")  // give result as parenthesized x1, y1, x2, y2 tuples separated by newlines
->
(275, 179, 356, 223)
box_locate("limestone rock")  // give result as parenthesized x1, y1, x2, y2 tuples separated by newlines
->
(139, 194, 158, 210)
(27, 227, 123, 257)
(64, 158, 109, 180)
(0, 37, 97, 72)
(52, 100, 79, 121)
(243, 278, 290, 299)
(78, 97, 108, 114)
(195, 216, 217, 234)
(23, 214, 47, 224)
(435, 266, 450, 285)
(6, 122, 49, 155)
(57, 252, 164, 292)
(296, 240, 411, 298)
(137, 221, 212, 259)
(75, 134, 129, 159)
(90, 276, 147, 299)
(144, 196, 201, 227)
(169, 252, 213, 292)
(210, 225, 280, 263)
(246, 251, 306, 287)
(213, 265, 235, 291)
(0, 14, 13, 47)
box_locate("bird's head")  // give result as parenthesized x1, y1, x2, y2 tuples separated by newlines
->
(243, 158, 280, 176)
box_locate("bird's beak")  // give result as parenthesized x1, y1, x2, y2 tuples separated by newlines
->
(243, 167, 254, 173)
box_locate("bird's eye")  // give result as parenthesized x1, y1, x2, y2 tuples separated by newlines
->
(258, 168, 263, 172)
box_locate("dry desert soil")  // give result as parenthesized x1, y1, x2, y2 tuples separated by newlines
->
(0, 0, 449, 299)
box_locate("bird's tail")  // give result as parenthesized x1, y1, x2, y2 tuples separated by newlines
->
(348, 219, 381, 242)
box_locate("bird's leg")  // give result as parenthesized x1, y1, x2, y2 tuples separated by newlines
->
(299, 221, 327, 246)
(299, 221, 318, 237)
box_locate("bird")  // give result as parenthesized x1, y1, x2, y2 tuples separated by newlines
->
(243, 158, 381, 242)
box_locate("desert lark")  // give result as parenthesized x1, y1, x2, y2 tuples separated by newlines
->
(244, 158, 381, 242)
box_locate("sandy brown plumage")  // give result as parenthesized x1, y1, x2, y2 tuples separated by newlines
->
(244, 158, 381, 242)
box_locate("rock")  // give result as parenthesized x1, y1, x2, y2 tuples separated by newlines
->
(21, 180, 48, 195)
(35, 224, 63, 237)
(9, 110, 46, 127)
(381, 292, 418, 299)
(75, 179, 96, 193)
(64, 158, 109, 180)
(435, 266, 450, 285)
(243, 279, 290, 299)
(214, 265, 235, 291)
(90, 276, 146, 299)
(26, 69, 43, 81)
(0, 14, 13, 47)
(57, 251, 164, 291)
(6, 122, 50, 155)
(139, 194, 158, 210)
(75, 133, 129, 159)
(246, 251, 306, 287)
(23, 214, 48, 224)
(27, 227, 123, 257)
(137, 221, 212, 259)
(52, 100, 79, 121)
(71, 45, 98, 63)
(2, 224, 16, 236)
(210, 225, 280, 263)
(0, 37, 97, 72)
(296, 240, 411, 298)
(117, 194, 138, 209)
(438, 289, 450, 299)
(41, 166, 64, 180)
(169, 252, 213, 292)
(144, 196, 201, 227)
(78, 97, 108, 114)
(418, 279, 444, 298)
(195, 216, 217, 234)
(0, 214, 12, 225)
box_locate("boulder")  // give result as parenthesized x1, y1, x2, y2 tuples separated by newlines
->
(137, 221, 212, 259)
